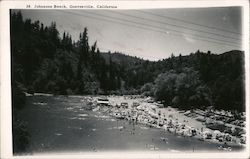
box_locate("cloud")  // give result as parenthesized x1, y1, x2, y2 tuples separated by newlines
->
(183, 33, 196, 43)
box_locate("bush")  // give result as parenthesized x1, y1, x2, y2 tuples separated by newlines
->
(13, 118, 30, 153)
(12, 82, 30, 154)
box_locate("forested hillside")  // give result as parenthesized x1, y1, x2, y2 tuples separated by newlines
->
(11, 11, 244, 112)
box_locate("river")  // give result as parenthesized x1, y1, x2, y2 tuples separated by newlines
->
(18, 95, 244, 154)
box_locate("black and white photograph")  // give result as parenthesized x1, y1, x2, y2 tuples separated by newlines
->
(0, 1, 249, 158)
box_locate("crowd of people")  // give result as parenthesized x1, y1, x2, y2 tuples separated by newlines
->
(88, 95, 246, 151)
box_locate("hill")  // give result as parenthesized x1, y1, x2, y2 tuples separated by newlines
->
(10, 11, 245, 112)
(100, 52, 144, 66)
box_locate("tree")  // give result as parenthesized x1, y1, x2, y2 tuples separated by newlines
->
(154, 67, 212, 109)
(154, 70, 177, 104)
(79, 27, 89, 62)
(10, 11, 244, 111)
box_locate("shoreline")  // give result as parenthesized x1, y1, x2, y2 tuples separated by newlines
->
(29, 93, 246, 151)
(92, 95, 246, 150)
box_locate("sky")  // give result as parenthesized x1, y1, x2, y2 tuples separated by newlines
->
(19, 7, 243, 61)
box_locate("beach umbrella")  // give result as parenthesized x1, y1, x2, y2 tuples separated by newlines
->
(214, 130, 222, 138)
(215, 121, 224, 125)
(203, 130, 211, 135)
(184, 110, 191, 115)
(136, 105, 142, 110)
(214, 130, 221, 134)
(205, 118, 214, 124)
(163, 124, 168, 130)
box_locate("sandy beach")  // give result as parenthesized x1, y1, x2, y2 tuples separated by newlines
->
(93, 95, 245, 149)
(17, 94, 245, 154)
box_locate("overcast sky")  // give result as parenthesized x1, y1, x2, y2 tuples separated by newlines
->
(19, 7, 242, 61)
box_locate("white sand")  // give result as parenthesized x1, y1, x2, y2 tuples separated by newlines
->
(92, 95, 244, 146)
(107, 96, 208, 132)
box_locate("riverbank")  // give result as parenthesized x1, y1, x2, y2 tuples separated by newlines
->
(17, 94, 245, 154)
(90, 95, 245, 150)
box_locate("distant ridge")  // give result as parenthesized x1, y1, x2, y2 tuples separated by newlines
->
(100, 52, 144, 65)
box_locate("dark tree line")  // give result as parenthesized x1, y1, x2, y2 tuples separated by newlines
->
(11, 11, 245, 112)
(11, 11, 122, 95)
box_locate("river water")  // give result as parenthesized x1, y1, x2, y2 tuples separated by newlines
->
(18, 95, 244, 154)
